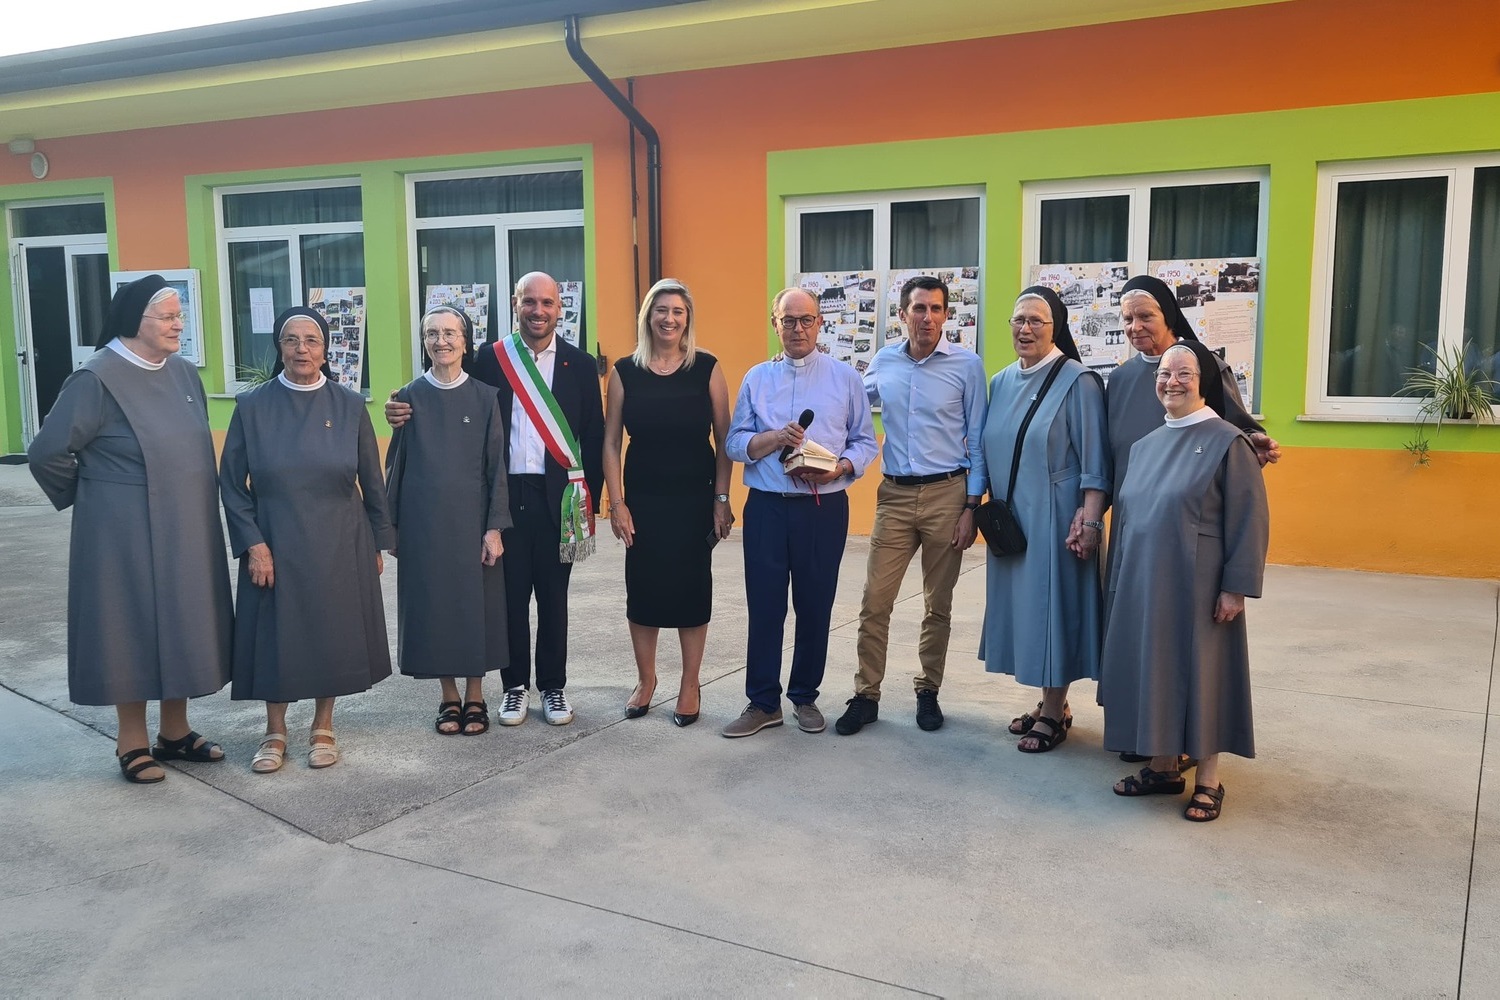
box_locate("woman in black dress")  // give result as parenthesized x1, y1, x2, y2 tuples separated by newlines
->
(603, 279, 732, 726)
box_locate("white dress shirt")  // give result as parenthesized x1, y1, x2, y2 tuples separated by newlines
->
(509, 337, 556, 475)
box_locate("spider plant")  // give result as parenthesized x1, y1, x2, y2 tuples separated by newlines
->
(1399, 341, 1498, 465)
(235, 353, 277, 390)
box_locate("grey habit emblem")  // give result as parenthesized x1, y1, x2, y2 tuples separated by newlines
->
(186, 394, 194, 403)
(1194, 445, 1204, 454)
(325, 419, 332, 428)
(463, 415, 471, 423)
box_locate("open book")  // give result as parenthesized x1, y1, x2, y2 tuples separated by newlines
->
(782, 438, 839, 474)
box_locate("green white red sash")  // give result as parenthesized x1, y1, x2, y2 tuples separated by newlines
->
(494, 335, 594, 563)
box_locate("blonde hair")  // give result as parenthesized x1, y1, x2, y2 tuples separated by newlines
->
(633, 278, 697, 370)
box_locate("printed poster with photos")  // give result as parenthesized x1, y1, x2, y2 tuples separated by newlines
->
(793, 271, 878, 371)
(556, 281, 584, 348)
(1148, 258, 1261, 405)
(884, 267, 981, 355)
(1026, 263, 1132, 383)
(425, 283, 490, 343)
(307, 287, 366, 391)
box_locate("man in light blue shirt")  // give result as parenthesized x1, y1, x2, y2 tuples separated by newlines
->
(835, 275, 988, 737)
(722, 287, 878, 738)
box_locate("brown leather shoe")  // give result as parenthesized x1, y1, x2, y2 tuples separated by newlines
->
(721, 704, 784, 738)
(792, 702, 825, 733)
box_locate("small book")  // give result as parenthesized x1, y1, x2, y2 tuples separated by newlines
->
(783, 438, 839, 474)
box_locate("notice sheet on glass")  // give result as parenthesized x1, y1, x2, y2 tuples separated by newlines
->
(556, 281, 584, 348)
(1148, 258, 1261, 407)
(424, 284, 491, 344)
(1026, 263, 1132, 383)
(307, 286, 366, 391)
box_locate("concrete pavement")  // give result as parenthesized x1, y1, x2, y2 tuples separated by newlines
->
(0, 463, 1496, 997)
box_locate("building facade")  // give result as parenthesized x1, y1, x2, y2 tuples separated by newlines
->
(2, 0, 1498, 576)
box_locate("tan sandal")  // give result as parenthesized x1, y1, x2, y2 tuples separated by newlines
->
(308, 728, 340, 769)
(251, 732, 287, 774)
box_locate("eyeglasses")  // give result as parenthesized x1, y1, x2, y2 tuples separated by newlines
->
(776, 314, 818, 331)
(145, 312, 185, 323)
(280, 336, 324, 350)
(1009, 317, 1052, 330)
(423, 330, 464, 342)
(1155, 369, 1199, 383)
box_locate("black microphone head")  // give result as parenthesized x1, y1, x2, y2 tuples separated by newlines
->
(798, 409, 814, 428)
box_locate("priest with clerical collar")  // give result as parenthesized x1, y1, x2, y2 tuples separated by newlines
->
(722, 287, 878, 739)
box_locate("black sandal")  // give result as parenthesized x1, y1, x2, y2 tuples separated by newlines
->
(154, 730, 224, 762)
(1009, 701, 1072, 736)
(435, 701, 463, 735)
(1184, 783, 1226, 822)
(461, 700, 490, 735)
(1017, 716, 1068, 753)
(1113, 766, 1186, 796)
(118, 748, 165, 784)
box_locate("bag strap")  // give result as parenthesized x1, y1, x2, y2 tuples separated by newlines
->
(1004, 357, 1067, 504)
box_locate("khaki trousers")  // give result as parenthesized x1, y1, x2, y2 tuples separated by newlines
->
(854, 474, 967, 700)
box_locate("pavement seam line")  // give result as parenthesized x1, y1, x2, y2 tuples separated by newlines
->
(345, 843, 942, 998)
(0, 861, 155, 902)
(1455, 584, 1499, 999)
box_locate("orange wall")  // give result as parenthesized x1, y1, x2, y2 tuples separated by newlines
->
(4, 0, 1499, 574)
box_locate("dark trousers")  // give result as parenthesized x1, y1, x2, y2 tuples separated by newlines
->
(742, 488, 849, 713)
(500, 476, 572, 692)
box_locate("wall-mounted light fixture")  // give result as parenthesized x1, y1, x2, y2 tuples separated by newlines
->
(7, 138, 48, 180)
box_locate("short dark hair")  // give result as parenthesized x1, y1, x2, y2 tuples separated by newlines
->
(900, 275, 948, 311)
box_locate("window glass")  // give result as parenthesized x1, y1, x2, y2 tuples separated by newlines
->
(1464, 166, 1500, 381)
(222, 186, 361, 227)
(1039, 196, 1128, 264)
(414, 171, 584, 217)
(1326, 175, 1447, 397)
(1149, 182, 1259, 259)
(13, 202, 107, 237)
(800, 210, 874, 271)
(891, 198, 980, 267)
(227, 240, 293, 377)
(419, 227, 498, 341)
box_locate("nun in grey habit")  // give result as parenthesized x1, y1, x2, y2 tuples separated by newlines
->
(1101, 340, 1269, 822)
(978, 287, 1110, 753)
(27, 274, 233, 783)
(220, 307, 395, 773)
(385, 305, 510, 736)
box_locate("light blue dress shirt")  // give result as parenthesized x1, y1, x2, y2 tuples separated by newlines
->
(863, 338, 989, 497)
(727, 351, 878, 495)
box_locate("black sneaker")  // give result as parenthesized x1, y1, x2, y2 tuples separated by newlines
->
(834, 695, 878, 735)
(915, 689, 943, 731)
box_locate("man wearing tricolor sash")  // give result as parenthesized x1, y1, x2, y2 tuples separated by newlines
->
(387, 272, 602, 727)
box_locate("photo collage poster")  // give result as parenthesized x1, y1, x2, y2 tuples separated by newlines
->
(1148, 258, 1261, 406)
(307, 287, 366, 391)
(556, 281, 584, 348)
(884, 267, 981, 355)
(424, 284, 490, 344)
(793, 271, 879, 371)
(1026, 263, 1132, 383)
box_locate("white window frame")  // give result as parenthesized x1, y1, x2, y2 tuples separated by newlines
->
(214, 177, 363, 391)
(1305, 153, 1499, 420)
(405, 162, 585, 372)
(784, 185, 986, 358)
(1022, 168, 1269, 405)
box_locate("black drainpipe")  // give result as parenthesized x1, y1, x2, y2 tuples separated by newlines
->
(564, 14, 661, 288)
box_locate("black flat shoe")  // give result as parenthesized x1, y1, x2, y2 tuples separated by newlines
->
(118, 748, 165, 784)
(673, 685, 701, 728)
(154, 730, 224, 762)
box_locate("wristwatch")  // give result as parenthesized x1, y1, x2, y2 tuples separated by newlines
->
(713, 493, 730, 503)
(964, 502, 980, 511)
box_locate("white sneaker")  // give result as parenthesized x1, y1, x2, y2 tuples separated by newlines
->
(541, 689, 573, 726)
(498, 686, 529, 726)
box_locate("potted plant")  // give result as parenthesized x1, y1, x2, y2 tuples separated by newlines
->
(1399, 340, 1498, 465)
(236, 353, 277, 391)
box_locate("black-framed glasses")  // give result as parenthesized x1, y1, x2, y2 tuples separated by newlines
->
(776, 314, 818, 331)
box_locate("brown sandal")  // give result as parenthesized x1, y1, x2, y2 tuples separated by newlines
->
(1009, 701, 1072, 736)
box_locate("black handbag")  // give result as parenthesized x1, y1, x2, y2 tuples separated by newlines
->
(975, 358, 1066, 557)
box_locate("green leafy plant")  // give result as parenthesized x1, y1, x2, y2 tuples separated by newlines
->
(1399, 341, 1498, 465)
(235, 353, 277, 390)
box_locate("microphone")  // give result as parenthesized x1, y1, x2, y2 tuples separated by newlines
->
(780, 409, 815, 462)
